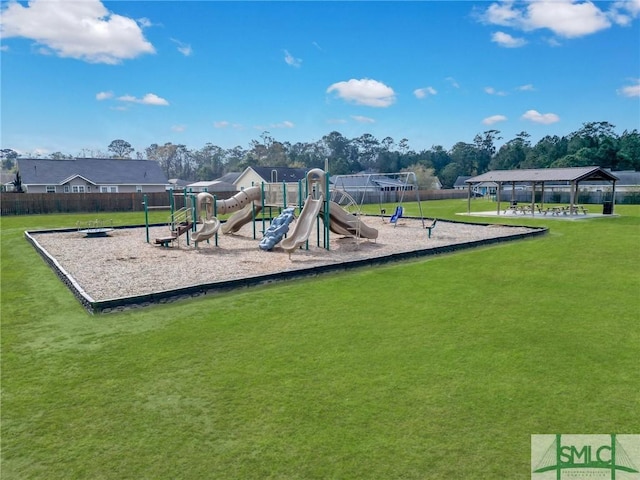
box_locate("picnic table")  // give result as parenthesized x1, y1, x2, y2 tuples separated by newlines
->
(504, 204, 543, 215)
(543, 205, 588, 216)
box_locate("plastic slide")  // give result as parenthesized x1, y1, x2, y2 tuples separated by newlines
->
(324, 201, 379, 240)
(259, 207, 295, 251)
(215, 186, 262, 215)
(195, 187, 263, 236)
(221, 204, 263, 234)
(280, 196, 324, 253)
(192, 218, 221, 243)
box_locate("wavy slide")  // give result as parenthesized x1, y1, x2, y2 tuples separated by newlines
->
(323, 201, 378, 240)
(191, 218, 221, 243)
(194, 187, 262, 240)
(221, 204, 263, 235)
(280, 195, 324, 254)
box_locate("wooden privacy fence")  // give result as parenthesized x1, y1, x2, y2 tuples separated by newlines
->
(0, 191, 237, 216)
(0, 189, 467, 216)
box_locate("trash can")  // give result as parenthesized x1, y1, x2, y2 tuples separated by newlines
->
(602, 201, 613, 215)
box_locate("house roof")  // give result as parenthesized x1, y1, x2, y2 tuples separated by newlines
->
(465, 166, 618, 184)
(186, 180, 236, 190)
(605, 170, 640, 186)
(216, 172, 241, 184)
(1, 171, 15, 185)
(453, 176, 471, 188)
(168, 178, 192, 187)
(249, 166, 309, 183)
(186, 181, 219, 188)
(17, 158, 168, 185)
(330, 174, 409, 188)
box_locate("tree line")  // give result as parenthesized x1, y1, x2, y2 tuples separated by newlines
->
(2, 121, 638, 188)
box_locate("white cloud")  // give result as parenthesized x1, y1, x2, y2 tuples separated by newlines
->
(445, 77, 460, 89)
(516, 84, 535, 91)
(255, 121, 295, 130)
(117, 93, 169, 106)
(171, 125, 186, 132)
(214, 121, 243, 129)
(527, 1, 610, 38)
(521, 109, 560, 124)
(485, 86, 508, 96)
(483, 115, 508, 125)
(482, 1, 521, 26)
(96, 91, 114, 101)
(491, 31, 527, 48)
(414, 86, 437, 99)
(618, 79, 640, 97)
(137, 17, 153, 29)
(480, 0, 631, 39)
(351, 115, 375, 124)
(0, 0, 155, 64)
(141, 93, 169, 106)
(171, 38, 193, 57)
(327, 78, 396, 107)
(284, 49, 302, 68)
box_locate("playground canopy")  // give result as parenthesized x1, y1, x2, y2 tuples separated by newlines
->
(464, 166, 619, 215)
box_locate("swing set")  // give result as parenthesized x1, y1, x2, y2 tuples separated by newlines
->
(330, 171, 428, 229)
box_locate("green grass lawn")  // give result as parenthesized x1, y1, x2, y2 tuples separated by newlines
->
(2, 201, 639, 479)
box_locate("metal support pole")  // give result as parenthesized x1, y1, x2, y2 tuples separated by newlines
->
(143, 194, 149, 243)
(325, 170, 330, 250)
(213, 195, 218, 246)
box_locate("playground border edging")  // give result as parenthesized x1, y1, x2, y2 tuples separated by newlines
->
(26, 220, 547, 314)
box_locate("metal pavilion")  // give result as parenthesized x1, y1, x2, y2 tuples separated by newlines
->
(464, 166, 619, 216)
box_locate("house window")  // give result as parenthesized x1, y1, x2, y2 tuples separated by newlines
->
(72, 185, 85, 193)
(86, 186, 91, 193)
(100, 186, 118, 193)
(136, 185, 142, 193)
(64, 186, 70, 193)
(46, 185, 56, 193)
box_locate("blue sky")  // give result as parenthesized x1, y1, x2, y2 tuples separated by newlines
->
(1, 0, 639, 157)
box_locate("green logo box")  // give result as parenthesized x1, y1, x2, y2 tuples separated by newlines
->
(531, 434, 640, 480)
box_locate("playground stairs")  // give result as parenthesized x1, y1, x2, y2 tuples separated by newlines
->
(154, 207, 193, 247)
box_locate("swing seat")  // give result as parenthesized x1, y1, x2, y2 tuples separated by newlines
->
(425, 219, 437, 238)
(390, 206, 403, 223)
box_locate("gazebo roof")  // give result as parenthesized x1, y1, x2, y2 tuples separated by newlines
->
(465, 166, 618, 184)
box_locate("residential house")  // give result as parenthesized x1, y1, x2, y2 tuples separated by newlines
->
(16, 158, 168, 193)
(330, 172, 420, 205)
(186, 180, 237, 193)
(216, 172, 241, 185)
(1, 171, 17, 192)
(167, 179, 192, 191)
(233, 166, 309, 191)
(234, 166, 310, 206)
(454, 176, 497, 197)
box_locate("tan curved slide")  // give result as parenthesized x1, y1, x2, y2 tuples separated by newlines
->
(325, 201, 378, 239)
(221, 204, 263, 234)
(280, 195, 324, 253)
(192, 218, 221, 243)
(196, 187, 263, 236)
(216, 186, 262, 215)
